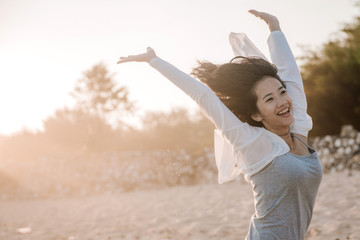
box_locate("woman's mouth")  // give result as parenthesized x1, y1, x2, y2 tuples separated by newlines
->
(277, 107, 290, 117)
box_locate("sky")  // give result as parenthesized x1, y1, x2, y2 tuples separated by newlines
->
(0, 0, 359, 135)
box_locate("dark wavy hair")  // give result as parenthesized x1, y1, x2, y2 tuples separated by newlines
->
(191, 56, 285, 127)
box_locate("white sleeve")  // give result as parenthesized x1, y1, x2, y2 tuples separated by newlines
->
(149, 57, 280, 184)
(149, 57, 242, 132)
(229, 32, 269, 61)
(267, 31, 313, 137)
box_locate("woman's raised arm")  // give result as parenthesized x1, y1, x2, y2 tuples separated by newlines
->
(117, 48, 255, 146)
(249, 10, 313, 137)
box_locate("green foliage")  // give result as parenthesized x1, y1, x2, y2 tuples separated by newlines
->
(301, 16, 360, 136)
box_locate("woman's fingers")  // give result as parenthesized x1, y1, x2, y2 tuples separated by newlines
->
(116, 53, 146, 64)
(249, 9, 272, 23)
(248, 9, 280, 32)
(146, 47, 156, 59)
(248, 9, 261, 17)
(248, 9, 263, 19)
(117, 56, 135, 64)
(117, 47, 157, 64)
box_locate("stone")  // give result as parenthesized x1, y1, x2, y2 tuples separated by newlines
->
(335, 139, 342, 147)
(345, 147, 352, 155)
(17, 227, 32, 234)
(340, 125, 357, 138)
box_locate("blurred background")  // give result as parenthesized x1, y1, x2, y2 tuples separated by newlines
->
(0, 0, 359, 205)
(1, 0, 360, 239)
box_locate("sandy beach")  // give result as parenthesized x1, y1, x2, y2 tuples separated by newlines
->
(0, 171, 359, 240)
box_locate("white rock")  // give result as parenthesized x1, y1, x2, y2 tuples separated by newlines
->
(313, 136, 320, 146)
(320, 155, 329, 164)
(354, 144, 360, 152)
(337, 147, 345, 155)
(324, 135, 332, 143)
(340, 125, 356, 138)
(345, 147, 352, 155)
(323, 148, 330, 155)
(335, 139, 342, 147)
(17, 227, 32, 234)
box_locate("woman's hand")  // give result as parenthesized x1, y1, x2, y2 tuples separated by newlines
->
(248, 10, 281, 32)
(117, 47, 157, 64)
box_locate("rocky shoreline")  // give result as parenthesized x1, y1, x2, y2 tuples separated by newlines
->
(310, 125, 360, 174)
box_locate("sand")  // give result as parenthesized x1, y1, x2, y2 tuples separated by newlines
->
(0, 171, 359, 240)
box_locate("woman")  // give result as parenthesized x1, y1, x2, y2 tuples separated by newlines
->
(117, 10, 322, 240)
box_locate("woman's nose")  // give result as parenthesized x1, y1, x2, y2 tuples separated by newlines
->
(276, 99, 287, 108)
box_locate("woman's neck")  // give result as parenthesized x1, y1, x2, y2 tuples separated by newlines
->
(278, 132, 294, 150)
(266, 125, 295, 150)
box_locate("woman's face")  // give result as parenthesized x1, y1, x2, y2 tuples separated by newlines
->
(251, 76, 294, 132)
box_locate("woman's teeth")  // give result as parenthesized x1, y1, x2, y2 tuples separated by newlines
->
(278, 108, 289, 115)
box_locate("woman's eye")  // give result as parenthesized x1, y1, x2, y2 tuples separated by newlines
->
(281, 90, 287, 95)
(266, 97, 273, 102)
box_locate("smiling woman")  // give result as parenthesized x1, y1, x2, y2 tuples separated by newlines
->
(251, 76, 293, 131)
(117, 10, 322, 240)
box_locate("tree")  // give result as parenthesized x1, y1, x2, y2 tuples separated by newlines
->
(71, 62, 134, 127)
(300, 16, 360, 136)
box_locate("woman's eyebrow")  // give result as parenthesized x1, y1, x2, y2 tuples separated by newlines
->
(262, 86, 284, 100)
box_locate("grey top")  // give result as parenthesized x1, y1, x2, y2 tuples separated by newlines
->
(246, 134, 323, 240)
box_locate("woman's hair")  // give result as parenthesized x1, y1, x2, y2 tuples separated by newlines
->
(191, 56, 285, 127)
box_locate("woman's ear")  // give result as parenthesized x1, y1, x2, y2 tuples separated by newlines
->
(251, 113, 263, 122)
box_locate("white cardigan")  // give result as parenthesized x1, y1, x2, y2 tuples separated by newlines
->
(149, 31, 312, 184)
